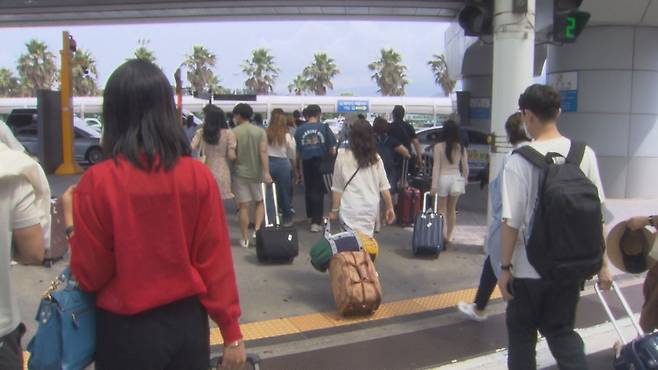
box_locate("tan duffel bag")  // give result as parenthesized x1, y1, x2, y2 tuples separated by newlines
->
(329, 250, 383, 316)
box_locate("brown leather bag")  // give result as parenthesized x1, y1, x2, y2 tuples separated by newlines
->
(329, 250, 382, 316)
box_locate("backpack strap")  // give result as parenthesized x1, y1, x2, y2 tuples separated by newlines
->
(513, 146, 548, 170)
(566, 142, 586, 165)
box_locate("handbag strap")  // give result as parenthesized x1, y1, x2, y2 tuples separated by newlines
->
(343, 167, 360, 191)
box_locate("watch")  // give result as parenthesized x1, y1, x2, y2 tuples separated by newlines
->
(649, 215, 655, 228)
(501, 264, 513, 271)
(64, 226, 75, 239)
(225, 340, 242, 348)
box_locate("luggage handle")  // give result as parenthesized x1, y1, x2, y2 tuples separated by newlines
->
(594, 281, 644, 344)
(422, 192, 438, 214)
(261, 182, 280, 227)
(211, 353, 260, 370)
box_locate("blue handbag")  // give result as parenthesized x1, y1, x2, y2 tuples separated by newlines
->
(27, 267, 96, 370)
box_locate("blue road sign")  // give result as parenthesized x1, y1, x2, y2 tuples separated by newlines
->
(337, 100, 369, 113)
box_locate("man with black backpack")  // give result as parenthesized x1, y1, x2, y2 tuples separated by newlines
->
(497, 84, 612, 370)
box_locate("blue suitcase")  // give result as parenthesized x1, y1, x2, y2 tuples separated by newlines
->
(596, 281, 658, 370)
(411, 192, 444, 258)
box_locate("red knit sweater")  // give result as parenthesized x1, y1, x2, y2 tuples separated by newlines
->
(70, 156, 242, 343)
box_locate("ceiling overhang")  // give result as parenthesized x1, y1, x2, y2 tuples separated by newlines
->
(0, 1, 464, 26)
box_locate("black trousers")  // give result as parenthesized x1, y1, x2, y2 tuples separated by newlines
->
(474, 256, 497, 311)
(96, 296, 210, 370)
(506, 278, 587, 370)
(302, 157, 325, 225)
(0, 324, 25, 370)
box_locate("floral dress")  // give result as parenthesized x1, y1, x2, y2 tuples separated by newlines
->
(191, 128, 237, 200)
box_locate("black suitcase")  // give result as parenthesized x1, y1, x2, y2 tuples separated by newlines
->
(409, 173, 432, 195)
(595, 281, 658, 370)
(255, 183, 299, 263)
(411, 192, 444, 258)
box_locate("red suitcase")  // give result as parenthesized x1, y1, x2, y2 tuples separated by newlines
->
(396, 160, 421, 226)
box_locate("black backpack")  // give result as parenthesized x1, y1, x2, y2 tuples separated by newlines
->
(514, 142, 604, 282)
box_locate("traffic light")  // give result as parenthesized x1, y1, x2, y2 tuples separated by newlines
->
(458, 1, 493, 37)
(553, 0, 590, 43)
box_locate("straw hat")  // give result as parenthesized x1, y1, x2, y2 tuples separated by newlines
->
(606, 220, 657, 273)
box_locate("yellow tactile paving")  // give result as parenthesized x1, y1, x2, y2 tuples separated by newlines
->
(287, 312, 335, 332)
(22, 285, 496, 368)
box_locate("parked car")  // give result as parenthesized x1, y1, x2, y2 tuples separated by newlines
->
(416, 126, 491, 182)
(13, 117, 103, 164)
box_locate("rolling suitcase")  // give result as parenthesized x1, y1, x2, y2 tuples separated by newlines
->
(44, 198, 69, 267)
(595, 281, 658, 370)
(210, 353, 260, 370)
(409, 173, 432, 195)
(255, 183, 299, 263)
(329, 250, 382, 316)
(412, 192, 444, 258)
(397, 159, 421, 226)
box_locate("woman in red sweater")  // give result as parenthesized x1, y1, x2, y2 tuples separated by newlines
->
(62, 59, 245, 370)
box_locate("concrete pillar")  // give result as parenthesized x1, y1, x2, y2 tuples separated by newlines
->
(489, 0, 535, 178)
(547, 26, 658, 199)
(462, 42, 493, 133)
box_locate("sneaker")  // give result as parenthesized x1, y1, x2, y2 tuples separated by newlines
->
(240, 239, 250, 249)
(457, 301, 487, 322)
(282, 219, 294, 228)
(310, 224, 323, 233)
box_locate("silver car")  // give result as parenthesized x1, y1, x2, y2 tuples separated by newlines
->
(13, 118, 103, 164)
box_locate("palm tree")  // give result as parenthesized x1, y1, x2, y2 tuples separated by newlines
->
(368, 48, 408, 96)
(242, 48, 279, 95)
(288, 74, 308, 96)
(184, 45, 221, 95)
(428, 53, 456, 96)
(132, 39, 157, 64)
(17, 39, 58, 96)
(302, 53, 339, 96)
(72, 49, 99, 96)
(0, 68, 20, 97)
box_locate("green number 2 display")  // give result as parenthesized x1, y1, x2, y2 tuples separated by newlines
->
(566, 16, 577, 39)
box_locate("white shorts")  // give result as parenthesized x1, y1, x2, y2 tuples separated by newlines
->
(435, 174, 463, 197)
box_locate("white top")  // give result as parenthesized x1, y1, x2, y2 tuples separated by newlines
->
(0, 176, 41, 337)
(332, 149, 390, 237)
(0, 121, 25, 152)
(268, 133, 296, 160)
(501, 137, 605, 279)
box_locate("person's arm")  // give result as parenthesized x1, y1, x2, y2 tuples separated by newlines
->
(394, 144, 411, 159)
(430, 144, 441, 194)
(376, 159, 395, 224)
(628, 215, 658, 230)
(461, 148, 469, 180)
(497, 159, 528, 301)
(67, 180, 115, 292)
(328, 191, 342, 220)
(227, 130, 237, 161)
(190, 128, 202, 151)
(412, 138, 423, 166)
(328, 153, 346, 219)
(11, 178, 44, 265)
(192, 172, 246, 368)
(326, 125, 337, 156)
(259, 133, 272, 183)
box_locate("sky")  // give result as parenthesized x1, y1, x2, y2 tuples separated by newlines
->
(1, 20, 450, 96)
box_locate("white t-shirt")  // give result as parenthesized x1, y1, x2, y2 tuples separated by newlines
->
(332, 149, 390, 237)
(0, 121, 25, 152)
(0, 176, 41, 337)
(501, 137, 605, 279)
(268, 133, 296, 160)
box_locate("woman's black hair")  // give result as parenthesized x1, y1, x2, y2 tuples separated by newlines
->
(202, 104, 227, 146)
(348, 119, 379, 168)
(443, 120, 462, 165)
(102, 59, 190, 171)
(505, 112, 530, 145)
(372, 117, 390, 135)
